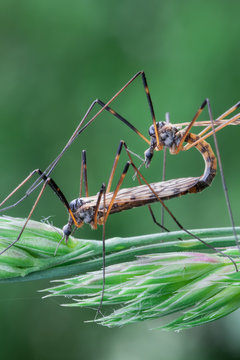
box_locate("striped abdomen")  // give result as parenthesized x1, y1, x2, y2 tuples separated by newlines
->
(185, 133, 217, 193)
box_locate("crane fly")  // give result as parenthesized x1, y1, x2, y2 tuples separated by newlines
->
(0, 72, 239, 269)
(1, 72, 240, 315)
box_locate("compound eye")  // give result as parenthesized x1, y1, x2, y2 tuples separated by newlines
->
(148, 122, 165, 136)
(148, 124, 155, 136)
(144, 148, 154, 168)
(63, 224, 72, 237)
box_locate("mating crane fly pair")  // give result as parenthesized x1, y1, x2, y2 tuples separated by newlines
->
(1, 71, 240, 271)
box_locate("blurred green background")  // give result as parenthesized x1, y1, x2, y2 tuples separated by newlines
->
(1, 0, 240, 359)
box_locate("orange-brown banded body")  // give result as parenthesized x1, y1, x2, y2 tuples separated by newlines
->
(64, 176, 200, 232)
(1, 72, 238, 267)
(185, 132, 217, 189)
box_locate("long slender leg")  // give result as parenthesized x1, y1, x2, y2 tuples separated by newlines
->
(174, 100, 240, 153)
(104, 153, 172, 233)
(37, 171, 79, 227)
(106, 140, 142, 194)
(95, 100, 150, 145)
(121, 142, 172, 233)
(184, 107, 240, 150)
(106, 141, 124, 193)
(0, 168, 75, 217)
(44, 71, 156, 179)
(198, 101, 240, 137)
(79, 150, 89, 197)
(95, 184, 107, 317)
(0, 169, 42, 210)
(81, 168, 108, 314)
(123, 138, 182, 238)
(105, 140, 171, 232)
(79, 154, 84, 198)
(88, 182, 107, 316)
(0, 171, 84, 254)
(77, 72, 159, 148)
(161, 112, 170, 229)
(148, 206, 170, 234)
(105, 159, 168, 233)
(174, 99, 208, 154)
(183, 101, 240, 151)
(106, 140, 176, 232)
(89, 183, 108, 313)
(105, 161, 131, 221)
(0, 180, 49, 255)
(92, 184, 106, 229)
